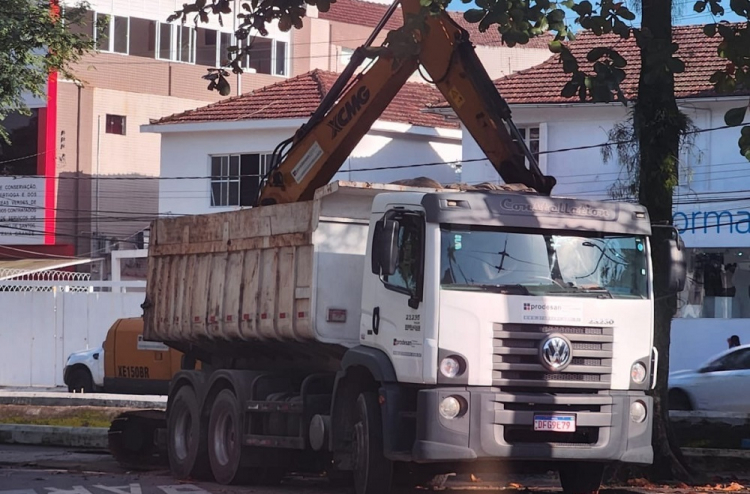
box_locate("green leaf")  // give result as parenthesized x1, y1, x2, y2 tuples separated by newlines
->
(718, 23, 734, 39)
(561, 81, 578, 98)
(694, 1, 707, 12)
(616, 7, 636, 20)
(725, 106, 748, 126)
(548, 8, 566, 22)
(548, 39, 563, 53)
(666, 57, 686, 73)
(586, 47, 609, 62)
(463, 8, 486, 23)
(704, 23, 717, 37)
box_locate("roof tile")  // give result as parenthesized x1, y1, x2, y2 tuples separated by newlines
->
(493, 24, 747, 104)
(154, 69, 456, 129)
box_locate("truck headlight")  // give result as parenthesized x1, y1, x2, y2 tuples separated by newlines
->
(630, 400, 647, 423)
(439, 396, 465, 419)
(440, 356, 463, 378)
(631, 362, 647, 384)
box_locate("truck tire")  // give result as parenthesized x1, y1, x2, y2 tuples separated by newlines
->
(207, 389, 250, 484)
(352, 392, 393, 494)
(167, 386, 210, 480)
(67, 368, 94, 393)
(558, 462, 605, 494)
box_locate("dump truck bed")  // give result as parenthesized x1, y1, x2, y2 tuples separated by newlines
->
(143, 181, 431, 349)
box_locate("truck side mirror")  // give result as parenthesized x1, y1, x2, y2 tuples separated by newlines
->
(657, 227, 686, 294)
(371, 219, 399, 276)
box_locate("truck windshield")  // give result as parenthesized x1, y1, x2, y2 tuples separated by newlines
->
(440, 227, 649, 299)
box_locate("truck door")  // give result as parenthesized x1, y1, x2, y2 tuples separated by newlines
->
(362, 210, 426, 384)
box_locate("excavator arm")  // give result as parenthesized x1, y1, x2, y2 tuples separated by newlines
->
(257, 0, 556, 207)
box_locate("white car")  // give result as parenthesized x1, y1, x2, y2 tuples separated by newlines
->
(668, 343, 750, 411)
(63, 345, 105, 393)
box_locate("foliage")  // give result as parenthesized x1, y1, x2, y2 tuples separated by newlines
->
(169, 0, 749, 160)
(0, 1, 103, 143)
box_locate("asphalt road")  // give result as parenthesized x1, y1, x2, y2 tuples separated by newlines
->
(2, 445, 750, 494)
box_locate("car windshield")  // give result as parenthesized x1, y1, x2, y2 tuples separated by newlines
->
(440, 226, 649, 299)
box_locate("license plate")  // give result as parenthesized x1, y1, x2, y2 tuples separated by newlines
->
(533, 414, 576, 432)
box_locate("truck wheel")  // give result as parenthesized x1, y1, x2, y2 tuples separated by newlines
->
(168, 386, 210, 480)
(558, 462, 605, 494)
(67, 368, 93, 393)
(207, 389, 250, 484)
(352, 392, 393, 494)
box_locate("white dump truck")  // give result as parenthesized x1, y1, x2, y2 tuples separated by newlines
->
(109, 180, 685, 494)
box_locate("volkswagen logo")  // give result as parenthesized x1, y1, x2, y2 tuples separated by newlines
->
(539, 335, 572, 371)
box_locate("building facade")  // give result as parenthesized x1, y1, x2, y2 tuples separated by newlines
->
(143, 69, 462, 216)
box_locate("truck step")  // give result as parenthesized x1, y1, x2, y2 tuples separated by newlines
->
(244, 434, 305, 449)
(246, 400, 303, 413)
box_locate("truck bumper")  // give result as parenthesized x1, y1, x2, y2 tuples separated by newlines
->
(410, 388, 652, 465)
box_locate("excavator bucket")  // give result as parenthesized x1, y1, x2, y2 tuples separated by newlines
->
(108, 409, 168, 470)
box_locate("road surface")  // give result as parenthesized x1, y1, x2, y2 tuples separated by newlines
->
(2, 444, 749, 494)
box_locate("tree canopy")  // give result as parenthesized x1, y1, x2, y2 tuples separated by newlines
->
(170, 0, 750, 161)
(0, 0, 101, 142)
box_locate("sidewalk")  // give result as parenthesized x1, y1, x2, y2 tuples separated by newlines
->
(0, 389, 167, 409)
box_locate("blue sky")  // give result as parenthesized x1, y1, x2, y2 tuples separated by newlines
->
(447, 1, 746, 27)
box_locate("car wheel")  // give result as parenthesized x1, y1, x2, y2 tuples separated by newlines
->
(668, 389, 693, 411)
(352, 392, 393, 494)
(67, 368, 94, 393)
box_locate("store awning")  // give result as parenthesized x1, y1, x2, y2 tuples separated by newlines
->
(0, 258, 94, 281)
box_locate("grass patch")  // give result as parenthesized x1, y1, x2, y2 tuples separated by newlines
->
(0, 405, 128, 428)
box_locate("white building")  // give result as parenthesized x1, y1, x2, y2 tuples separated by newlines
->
(143, 69, 462, 216)
(436, 24, 750, 372)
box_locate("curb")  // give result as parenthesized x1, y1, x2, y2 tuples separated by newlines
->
(0, 424, 108, 449)
(0, 392, 166, 409)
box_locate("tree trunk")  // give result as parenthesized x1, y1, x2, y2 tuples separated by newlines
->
(636, 0, 694, 482)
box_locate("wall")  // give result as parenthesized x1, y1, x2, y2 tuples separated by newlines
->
(0, 290, 143, 387)
(154, 121, 461, 216)
(475, 45, 552, 80)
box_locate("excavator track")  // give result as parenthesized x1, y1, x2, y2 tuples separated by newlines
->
(108, 409, 168, 470)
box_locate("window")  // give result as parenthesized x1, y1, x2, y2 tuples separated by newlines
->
(676, 247, 750, 319)
(96, 14, 128, 54)
(129, 18, 156, 58)
(210, 153, 275, 207)
(382, 214, 424, 296)
(517, 126, 540, 165)
(704, 348, 750, 372)
(0, 110, 40, 176)
(245, 36, 288, 76)
(157, 23, 195, 63)
(196, 28, 234, 67)
(105, 115, 126, 135)
(65, 9, 95, 40)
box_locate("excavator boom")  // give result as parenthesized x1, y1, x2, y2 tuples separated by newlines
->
(257, 0, 556, 207)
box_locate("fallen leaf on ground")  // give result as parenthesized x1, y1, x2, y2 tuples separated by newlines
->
(470, 474, 481, 482)
(508, 482, 524, 489)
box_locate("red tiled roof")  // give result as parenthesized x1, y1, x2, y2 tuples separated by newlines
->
(317, 0, 552, 49)
(154, 69, 457, 129)
(493, 24, 746, 104)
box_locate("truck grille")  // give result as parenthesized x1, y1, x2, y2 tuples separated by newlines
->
(492, 323, 613, 389)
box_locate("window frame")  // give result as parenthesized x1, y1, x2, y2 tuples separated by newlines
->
(377, 211, 426, 303)
(209, 153, 274, 208)
(156, 22, 196, 64)
(244, 36, 288, 76)
(95, 13, 130, 55)
(105, 114, 126, 135)
(516, 124, 548, 174)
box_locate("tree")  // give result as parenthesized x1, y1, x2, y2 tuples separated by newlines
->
(0, 0, 102, 142)
(169, 0, 750, 482)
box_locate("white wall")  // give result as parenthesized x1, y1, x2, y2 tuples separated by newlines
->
(0, 291, 143, 387)
(155, 121, 461, 216)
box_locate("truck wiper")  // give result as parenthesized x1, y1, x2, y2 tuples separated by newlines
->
(549, 286, 613, 298)
(444, 283, 531, 295)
